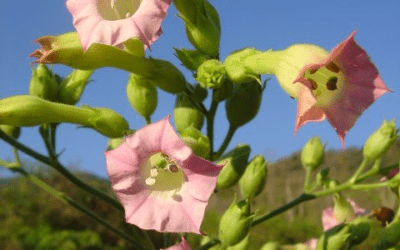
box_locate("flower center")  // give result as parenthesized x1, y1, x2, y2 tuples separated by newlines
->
(303, 61, 345, 108)
(97, 0, 142, 21)
(142, 153, 184, 196)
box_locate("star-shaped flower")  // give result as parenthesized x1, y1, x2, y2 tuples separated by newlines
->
(293, 31, 391, 147)
(105, 116, 222, 234)
(66, 0, 172, 51)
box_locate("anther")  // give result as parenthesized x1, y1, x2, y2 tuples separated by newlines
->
(309, 68, 318, 74)
(307, 78, 318, 90)
(168, 164, 179, 173)
(326, 77, 338, 91)
(326, 62, 340, 73)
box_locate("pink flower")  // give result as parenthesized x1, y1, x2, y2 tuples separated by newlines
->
(294, 31, 391, 147)
(105, 116, 222, 234)
(322, 198, 365, 231)
(66, 0, 172, 51)
(162, 237, 192, 250)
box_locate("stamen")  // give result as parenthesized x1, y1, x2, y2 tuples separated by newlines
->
(326, 62, 340, 73)
(309, 68, 318, 74)
(307, 78, 318, 90)
(326, 77, 338, 91)
(168, 164, 179, 173)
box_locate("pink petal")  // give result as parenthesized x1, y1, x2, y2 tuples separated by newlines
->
(162, 237, 192, 250)
(66, 0, 172, 50)
(322, 207, 337, 231)
(295, 87, 326, 134)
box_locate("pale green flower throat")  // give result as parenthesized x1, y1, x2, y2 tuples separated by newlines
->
(98, 0, 142, 20)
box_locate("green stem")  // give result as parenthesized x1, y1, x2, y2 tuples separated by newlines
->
(0, 129, 124, 212)
(5, 166, 146, 250)
(357, 158, 382, 183)
(39, 124, 57, 161)
(198, 238, 220, 250)
(184, 87, 208, 115)
(206, 96, 219, 161)
(145, 116, 151, 125)
(214, 125, 237, 160)
(349, 158, 370, 184)
(350, 182, 389, 191)
(303, 166, 312, 193)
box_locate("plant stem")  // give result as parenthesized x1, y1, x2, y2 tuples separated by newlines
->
(356, 158, 382, 183)
(303, 166, 312, 193)
(185, 87, 208, 115)
(214, 125, 237, 160)
(349, 158, 370, 183)
(206, 96, 219, 161)
(0, 129, 124, 212)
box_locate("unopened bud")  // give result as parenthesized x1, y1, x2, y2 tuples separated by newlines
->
(333, 196, 355, 224)
(316, 223, 351, 250)
(180, 126, 210, 158)
(363, 120, 398, 161)
(58, 69, 93, 105)
(376, 216, 400, 249)
(217, 144, 251, 190)
(29, 64, 58, 101)
(301, 137, 325, 170)
(219, 198, 255, 246)
(0, 125, 21, 139)
(212, 79, 233, 102)
(227, 234, 250, 250)
(149, 59, 187, 94)
(126, 73, 158, 120)
(225, 79, 263, 128)
(239, 155, 267, 199)
(348, 217, 370, 245)
(191, 83, 208, 103)
(173, 93, 204, 134)
(196, 59, 226, 89)
(260, 242, 280, 250)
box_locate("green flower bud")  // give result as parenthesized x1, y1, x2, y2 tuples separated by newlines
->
(126, 73, 158, 120)
(348, 217, 370, 245)
(0, 95, 129, 138)
(227, 234, 250, 250)
(174, 47, 207, 71)
(180, 126, 210, 158)
(174, 0, 221, 56)
(29, 64, 58, 101)
(219, 198, 255, 246)
(216, 144, 251, 190)
(225, 79, 263, 128)
(363, 119, 398, 161)
(224, 48, 261, 83)
(148, 59, 187, 94)
(239, 155, 267, 199)
(191, 83, 208, 103)
(0, 125, 21, 139)
(376, 215, 400, 249)
(260, 242, 280, 250)
(316, 224, 351, 250)
(196, 59, 226, 89)
(173, 93, 204, 134)
(301, 137, 325, 170)
(333, 196, 355, 224)
(212, 79, 233, 102)
(106, 137, 125, 151)
(58, 69, 93, 105)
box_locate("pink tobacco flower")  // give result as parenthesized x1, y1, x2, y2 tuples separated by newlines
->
(293, 31, 391, 147)
(66, 0, 172, 51)
(162, 237, 192, 250)
(322, 198, 365, 231)
(105, 117, 222, 234)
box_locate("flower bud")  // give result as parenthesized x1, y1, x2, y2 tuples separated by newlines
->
(106, 137, 125, 151)
(58, 69, 93, 105)
(148, 59, 187, 94)
(196, 59, 226, 89)
(260, 242, 280, 250)
(212, 79, 233, 102)
(0, 95, 129, 138)
(348, 217, 370, 245)
(363, 120, 398, 161)
(225, 79, 262, 128)
(333, 196, 355, 224)
(316, 223, 351, 250)
(224, 48, 261, 83)
(0, 125, 21, 139)
(174, 47, 207, 71)
(180, 126, 210, 158)
(174, 0, 221, 56)
(173, 93, 204, 134)
(219, 198, 255, 246)
(376, 216, 400, 249)
(126, 73, 158, 120)
(216, 144, 251, 190)
(227, 234, 250, 250)
(191, 83, 208, 103)
(29, 64, 58, 101)
(301, 137, 325, 170)
(239, 155, 267, 199)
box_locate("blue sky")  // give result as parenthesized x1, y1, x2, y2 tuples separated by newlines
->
(1, 0, 399, 178)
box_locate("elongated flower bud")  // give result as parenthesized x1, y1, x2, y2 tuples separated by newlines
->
(217, 144, 251, 190)
(0, 95, 129, 138)
(219, 198, 255, 246)
(29, 64, 58, 101)
(225, 79, 263, 128)
(224, 48, 261, 83)
(227, 234, 250, 250)
(173, 93, 204, 134)
(58, 69, 93, 105)
(180, 126, 210, 158)
(301, 137, 325, 170)
(239, 155, 267, 199)
(316, 223, 351, 250)
(148, 59, 187, 94)
(126, 73, 158, 120)
(363, 119, 398, 161)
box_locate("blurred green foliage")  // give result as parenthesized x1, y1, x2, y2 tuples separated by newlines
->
(1, 139, 399, 249)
